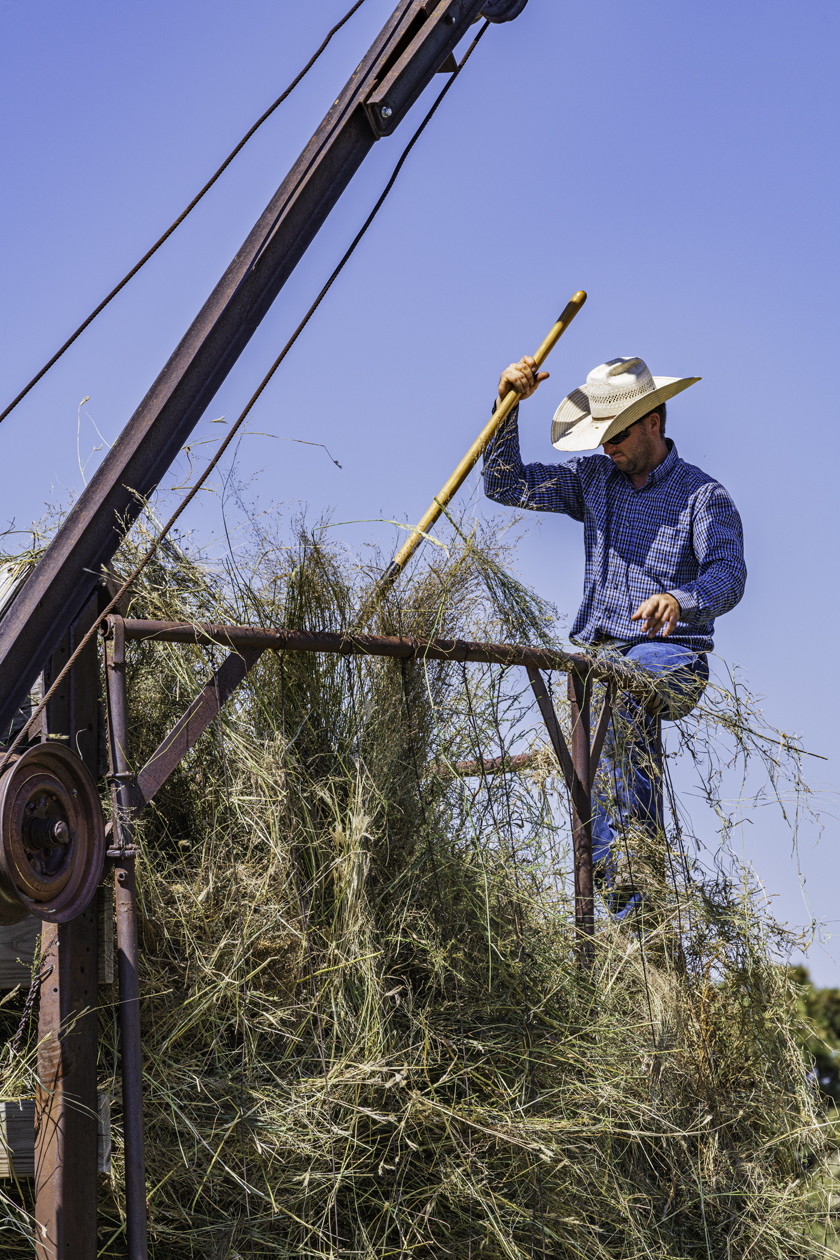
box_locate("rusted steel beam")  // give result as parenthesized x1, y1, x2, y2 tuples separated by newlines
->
(524, 666, 588, 823)
(104, 620, 148, 1260)
(34, 599, 103, 1260)
(35, 907, 99, 1260)
(0, 0, 505, 740)
(590, 684, 614, 780)
(568, 673, 594, 958)
(130, 638, 264, 811)
(446, 751, 537, 777)
(119, 619, 653, 698)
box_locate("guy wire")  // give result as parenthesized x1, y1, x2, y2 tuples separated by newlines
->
(0, 21, 491, 782)
(0, 0, 370, 426)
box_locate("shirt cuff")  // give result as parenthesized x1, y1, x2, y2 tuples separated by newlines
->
(667, 589, 698, 624)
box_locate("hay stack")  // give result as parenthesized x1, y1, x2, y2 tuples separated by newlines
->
(0, 520, 834, 1257)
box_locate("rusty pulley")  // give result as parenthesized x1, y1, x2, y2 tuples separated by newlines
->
(0, 743, 105, 925)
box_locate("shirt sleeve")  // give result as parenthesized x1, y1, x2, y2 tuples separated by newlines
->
(483, 403, 586, 521)
(668, 483, 747, 624)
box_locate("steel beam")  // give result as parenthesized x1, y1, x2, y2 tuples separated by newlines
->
(525, 665, 589, 824)
(0, 0, 500, 738)
(105, 618, 148, 1260)
(117, 618, 654, 698)
(33, 597, 103, 1260)
(568, 672, 594, 957)
(132, 640, 264, 811)
(34, 907, 99, 1260)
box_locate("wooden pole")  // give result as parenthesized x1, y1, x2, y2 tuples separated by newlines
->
(375, 291, 587, 594)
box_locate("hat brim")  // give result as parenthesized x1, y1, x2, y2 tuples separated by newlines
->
(551, 376, 701, 452)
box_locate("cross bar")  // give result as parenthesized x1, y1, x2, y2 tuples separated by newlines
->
(118, 619, 654, 699)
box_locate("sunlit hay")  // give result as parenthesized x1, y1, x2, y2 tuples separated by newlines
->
(0, 514, 834, 1258)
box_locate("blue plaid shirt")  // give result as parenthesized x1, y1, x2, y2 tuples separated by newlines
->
(483, 407, 746, 652)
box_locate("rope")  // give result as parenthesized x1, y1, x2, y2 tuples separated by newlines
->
(0, 0, 369, 427)
(0, 21, 491, 783)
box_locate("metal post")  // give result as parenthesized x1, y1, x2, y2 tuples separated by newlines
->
(34, 595, 103, 1260)
(34, 908, 99, 1260)
(105, 617, 148, 1260)
(568, 671, 594, 960)
(34, 592, 102, 1260)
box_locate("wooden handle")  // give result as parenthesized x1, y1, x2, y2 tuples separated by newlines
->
(383, 290, 587, 585)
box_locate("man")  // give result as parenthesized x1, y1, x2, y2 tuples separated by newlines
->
(484, 355, 746, 912)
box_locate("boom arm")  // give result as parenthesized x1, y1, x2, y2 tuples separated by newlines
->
(0, 0, 529, 735)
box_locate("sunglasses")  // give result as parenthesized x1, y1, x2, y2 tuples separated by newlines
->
(603, 418, 642, 447)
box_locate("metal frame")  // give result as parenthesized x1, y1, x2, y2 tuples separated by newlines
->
(0, 0, 512, 740)
(93, 611, 640, 1256)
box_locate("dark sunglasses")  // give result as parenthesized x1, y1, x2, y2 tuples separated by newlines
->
(603, 418, 642, 447)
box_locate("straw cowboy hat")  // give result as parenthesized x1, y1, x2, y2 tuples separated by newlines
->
(550, 357, 700, 452)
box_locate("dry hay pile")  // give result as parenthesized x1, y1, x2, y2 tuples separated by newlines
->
(0, 519, 834, 1258)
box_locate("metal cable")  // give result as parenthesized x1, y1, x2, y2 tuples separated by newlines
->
(0, 22, 491, 783)
(0, 0, 369, 426)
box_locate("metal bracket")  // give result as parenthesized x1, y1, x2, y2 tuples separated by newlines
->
(482, 0, 529, 20)
(364, 0, 485, 137)
(525, 666, 589, 821)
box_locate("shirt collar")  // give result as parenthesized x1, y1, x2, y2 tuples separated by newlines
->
(610, 439, 679, 489)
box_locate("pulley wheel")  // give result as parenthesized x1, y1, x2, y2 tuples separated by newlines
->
(0, 743, 105, 925)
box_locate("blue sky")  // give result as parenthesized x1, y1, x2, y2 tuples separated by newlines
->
(0, 1, 838, 978)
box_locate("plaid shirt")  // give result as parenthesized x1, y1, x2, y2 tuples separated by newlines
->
(483, 406, 746, 652)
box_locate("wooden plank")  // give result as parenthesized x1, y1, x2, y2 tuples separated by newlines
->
(0, 886, 114, 989)
(0, 917, 39, 989)
(0, 1100, 35, 1178)
(0, 1095, 112, 1178)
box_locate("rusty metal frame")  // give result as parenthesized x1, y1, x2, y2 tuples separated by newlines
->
(0, 0, 503, 740)
(87, 609, 635, 1257)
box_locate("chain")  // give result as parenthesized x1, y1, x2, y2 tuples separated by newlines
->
(7, 962, 53, 1059)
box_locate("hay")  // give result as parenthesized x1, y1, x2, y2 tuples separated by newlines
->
(0, 515, 836, 1257)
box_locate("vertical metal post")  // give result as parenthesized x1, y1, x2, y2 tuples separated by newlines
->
(568, 671, 594, 960)
(35, 596, 102, 1260)
(105, 616, 148, 1260)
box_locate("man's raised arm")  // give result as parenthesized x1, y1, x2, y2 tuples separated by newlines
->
(483, 356, 586, 519)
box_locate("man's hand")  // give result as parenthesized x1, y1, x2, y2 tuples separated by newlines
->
(498, 355, 549, 402)
(631, 593, 681, 638)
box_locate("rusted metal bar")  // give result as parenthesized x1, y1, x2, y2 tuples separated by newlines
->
(0, 0, 510, 739)
(133, 644, 264, 811)
(568, 672, 594, 958)
(104, 618, 148, 1260)
(446, 751, 536, 777)
(590, 683, 614, 780)
(119, 619, 653, 698)
(34, 602, 103, 1260)
(34, 905, 99, 1260)
(524, 666, 589, 822)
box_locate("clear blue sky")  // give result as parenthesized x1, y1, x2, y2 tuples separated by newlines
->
(0, 2, 838, 978)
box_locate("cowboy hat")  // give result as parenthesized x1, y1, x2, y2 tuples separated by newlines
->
(550, 357, 700, 452)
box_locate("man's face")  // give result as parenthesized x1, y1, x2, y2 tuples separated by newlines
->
(602, 414, 659, 475)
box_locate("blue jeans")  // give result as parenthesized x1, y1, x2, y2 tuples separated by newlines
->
(591, 641, 708, 898)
